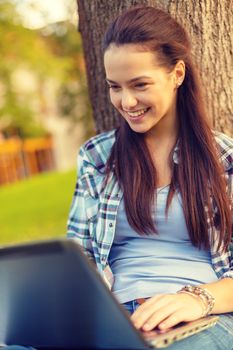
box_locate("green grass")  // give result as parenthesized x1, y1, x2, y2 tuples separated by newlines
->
(0, 169, 77, 245)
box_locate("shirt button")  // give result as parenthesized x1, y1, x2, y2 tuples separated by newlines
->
(109, 223, 113, 228)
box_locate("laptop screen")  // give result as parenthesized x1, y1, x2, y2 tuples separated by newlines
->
(0, 239, 147, 350)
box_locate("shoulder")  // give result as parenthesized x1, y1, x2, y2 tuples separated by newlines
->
(78, 129, 116, 172)
(213, 131, 233, 171)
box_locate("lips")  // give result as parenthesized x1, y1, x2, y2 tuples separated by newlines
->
(126, 108, 149, 117)
(125, 107, 150, 121)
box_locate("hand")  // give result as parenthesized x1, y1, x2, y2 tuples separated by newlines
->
(131, 293, 204, 332)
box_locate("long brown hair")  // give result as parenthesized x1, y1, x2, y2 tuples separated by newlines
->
(103, 6, 232, 251)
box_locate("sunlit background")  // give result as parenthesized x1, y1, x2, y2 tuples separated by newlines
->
(0, 0, 94, 244)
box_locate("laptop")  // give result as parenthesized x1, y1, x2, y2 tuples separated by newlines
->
(0, 239, 218, 349)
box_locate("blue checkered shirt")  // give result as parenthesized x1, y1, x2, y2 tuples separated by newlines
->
(67, 129, 233, 288)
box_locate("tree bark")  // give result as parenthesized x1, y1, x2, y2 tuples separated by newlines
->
(77, 0, 233, 135)
(168, 1, 233, 134)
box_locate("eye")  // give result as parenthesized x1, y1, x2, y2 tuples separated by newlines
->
(108, 84, 121, 91)
(135, 82, 148, 89)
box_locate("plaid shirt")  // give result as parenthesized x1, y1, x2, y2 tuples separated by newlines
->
(67, 129, 233, 288)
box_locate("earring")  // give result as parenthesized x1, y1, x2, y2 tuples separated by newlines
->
(177, 80, 183, 88)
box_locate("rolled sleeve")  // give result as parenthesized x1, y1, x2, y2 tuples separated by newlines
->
(67, 149, 95, 263)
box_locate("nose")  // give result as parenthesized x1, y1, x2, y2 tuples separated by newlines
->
(121, 90, 137, 110)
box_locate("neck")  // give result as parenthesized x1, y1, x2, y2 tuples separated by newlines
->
(145, 119, 179, 152)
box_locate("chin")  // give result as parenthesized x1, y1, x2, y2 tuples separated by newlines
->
(128, 124, 150, 134)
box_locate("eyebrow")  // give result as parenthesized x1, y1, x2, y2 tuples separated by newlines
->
(106, 76, 153, 84)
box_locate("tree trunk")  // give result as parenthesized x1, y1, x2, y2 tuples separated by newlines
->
(168, 1, 233, 134)
(77, 0, 233, 135)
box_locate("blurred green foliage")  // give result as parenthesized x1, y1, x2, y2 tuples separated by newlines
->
(0, 0, 93, 139)
(0, 168, 76, 245)
(47, 21, 95, 139)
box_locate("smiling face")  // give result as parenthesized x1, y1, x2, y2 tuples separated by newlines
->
(104, 44, 184, 139)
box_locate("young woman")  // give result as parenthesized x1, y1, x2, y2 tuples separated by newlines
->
(67, 6, 233, 349)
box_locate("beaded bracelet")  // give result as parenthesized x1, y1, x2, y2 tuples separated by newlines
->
(177, 285, 215, 317)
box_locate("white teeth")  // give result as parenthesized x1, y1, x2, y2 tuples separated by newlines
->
(126, 108, 148, 117)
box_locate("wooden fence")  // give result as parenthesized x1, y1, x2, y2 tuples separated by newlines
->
(0, 137, 55, 186)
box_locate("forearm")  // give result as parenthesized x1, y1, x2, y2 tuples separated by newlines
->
(200, 277, 233, 314)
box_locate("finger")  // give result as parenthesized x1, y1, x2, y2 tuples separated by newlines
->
(132, 295, 177, 330)
(158, 311, 185, 330)
(131, 295, 175, 329)
(141, 302, 180, 331)
(131, 295, 163, 324)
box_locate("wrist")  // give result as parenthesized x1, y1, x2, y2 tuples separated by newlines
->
(177, 285, 215, 317)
